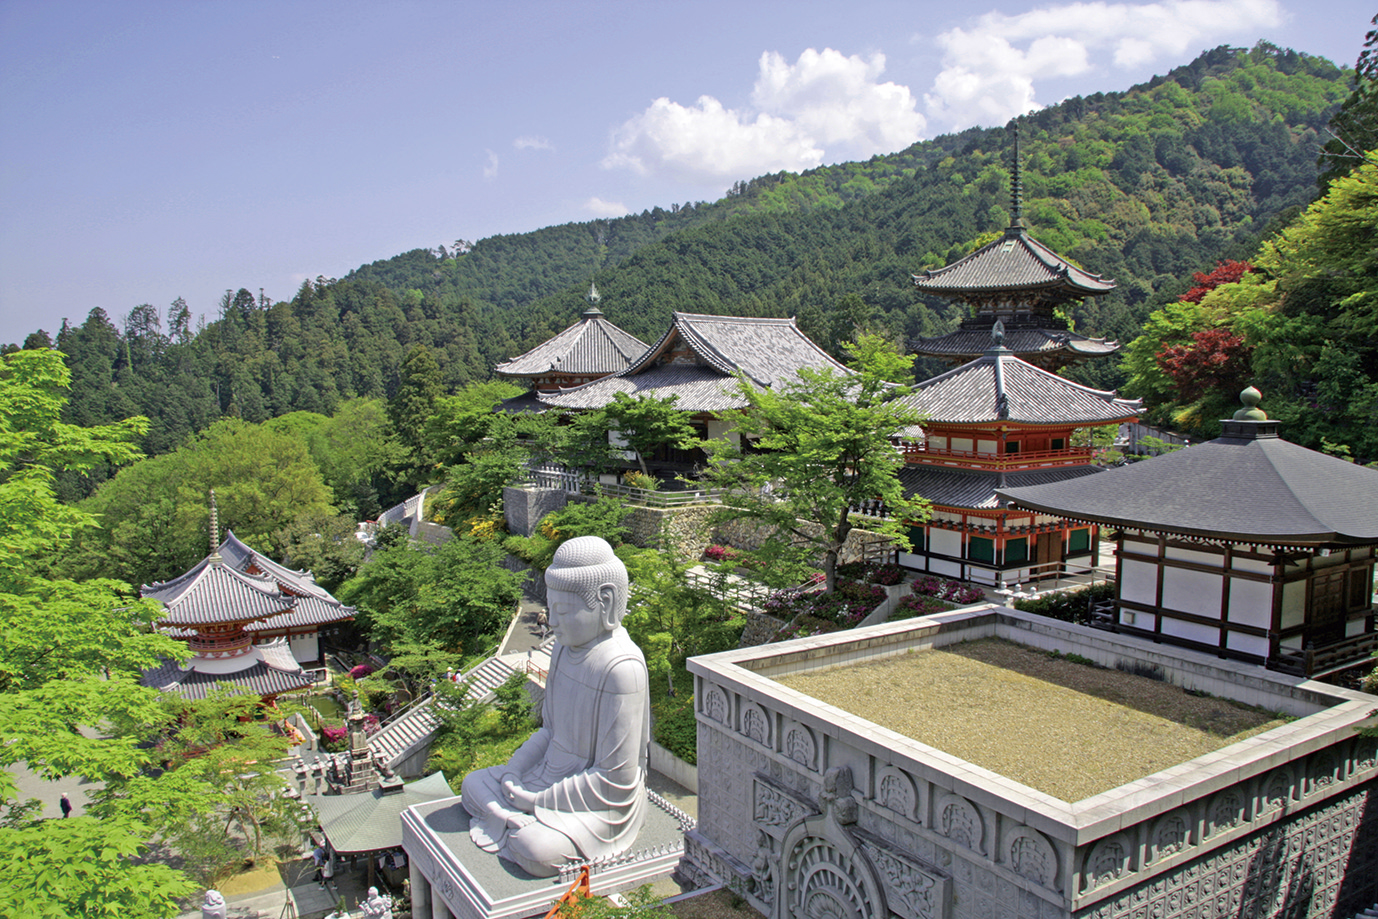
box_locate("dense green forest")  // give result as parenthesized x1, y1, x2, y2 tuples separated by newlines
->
(7, 42, 1354, 486)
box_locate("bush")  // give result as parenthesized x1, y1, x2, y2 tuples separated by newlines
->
(1013, 582, 1115, 625)
(762, 579, 886, 627)
(653, 701, 698, 765)
(320, 725, 347, 752)
(892, 593, 954, 620)
(703, 544, 738, 562)
(834, 562, 906, 586)
(350, 663, 375, 680)
(910, 576, 985, 605)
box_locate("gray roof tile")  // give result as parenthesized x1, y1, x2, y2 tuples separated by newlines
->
(539, 312, 846, 411)
(911, 327, 1120, 359)
(1000, 420, 1378, 545)
(912, 227, 1115, 298)
(494, 308, 648, 378)
(897, 346, 1140, 425)
(899, 464, 1103, 510)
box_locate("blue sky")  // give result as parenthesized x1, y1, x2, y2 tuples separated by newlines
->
(0, 0, 1371, 346)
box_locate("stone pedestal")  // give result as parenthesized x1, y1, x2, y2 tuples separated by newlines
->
(503, 486, 567, 537)
(403, 792, 694, 919)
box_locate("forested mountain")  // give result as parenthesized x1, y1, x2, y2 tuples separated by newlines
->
(14, 42, 1350, 484)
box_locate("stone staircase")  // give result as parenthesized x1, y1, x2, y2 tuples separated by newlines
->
(368, 640, 554, 772)
(1352, 904, 1378, 919)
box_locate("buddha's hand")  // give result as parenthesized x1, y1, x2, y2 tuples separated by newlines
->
(501, 775, 538, 812)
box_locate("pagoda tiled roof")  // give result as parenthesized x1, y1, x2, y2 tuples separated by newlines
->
(911, 326, 1120, 359)
(912, 227, 1115, 299)
(895, 345, 1140, 426)
(898, 464, 1103, 510)
(999, 418, 1378, 546)
(493, 307, 649, 378)
(538, 313, 847, 411)
(142, 640, 315, 700)
(143, 532, 355, 630)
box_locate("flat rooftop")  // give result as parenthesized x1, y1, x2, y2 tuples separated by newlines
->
(777, 638, 1286, 802)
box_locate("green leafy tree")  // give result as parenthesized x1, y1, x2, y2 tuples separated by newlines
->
(64, 417, 338, 586)
(340, 532, 521, 657)
(0, 349, 196, 916)
(1319, 13, 1378, 190)
(601, 391, 700, 478)
(390, 345, 445, 484)
(493, 670, 536, 732)
(503, 498, 632, 572)
(702, 335, 930, 593)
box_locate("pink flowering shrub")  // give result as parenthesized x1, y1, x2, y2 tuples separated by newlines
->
(320, 725, 348, 752)
(763, 580, 886, 627)
(910, 576, 985, 605)
(704, 545, 738, 562)
(350, 663, 374, 680)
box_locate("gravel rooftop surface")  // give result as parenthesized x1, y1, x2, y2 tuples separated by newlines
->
(778, 638, 1288, 802)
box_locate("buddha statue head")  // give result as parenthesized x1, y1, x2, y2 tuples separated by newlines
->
(544, 536, 629, 646)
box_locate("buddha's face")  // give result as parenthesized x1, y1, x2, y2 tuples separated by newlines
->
(548, 587, 606, 649)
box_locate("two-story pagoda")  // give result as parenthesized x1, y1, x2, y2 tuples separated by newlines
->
(892, 324, 1139, 585)
(910, 127, 1119, 371)
(493, 284, 649, 412)
(141, 507, 355, 701)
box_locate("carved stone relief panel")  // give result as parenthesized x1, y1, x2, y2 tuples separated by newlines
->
(1257, 765, 1296, 815)
(1081, 833, 1132, 893)
(1350, 736, 1378, 776)
(1307, 750, 1340, 796)
(741, 701, 772, 748)
(1001, 825, 1058, 890)
(858, 840, 951, 919)
(703, 684, 731, 726)
(1204, 788, 1245, 838)
(753, 774, 817, 840)
(783, 719, 818, 771)
(1148, 809, 1192, 864)
(932, 792, 984, 856)
(874, 764, 920, 823)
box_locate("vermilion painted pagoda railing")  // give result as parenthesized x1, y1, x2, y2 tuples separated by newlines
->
(901, 445, 1094, 470)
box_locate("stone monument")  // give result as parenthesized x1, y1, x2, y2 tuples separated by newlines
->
(461, 535, 650, 877)
(199, 889, 227, 919)
(360, 885, 394, 919)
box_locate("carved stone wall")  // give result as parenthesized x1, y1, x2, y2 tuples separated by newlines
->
(502, 486, 567, 537)
(1078, 782, 1377, 919)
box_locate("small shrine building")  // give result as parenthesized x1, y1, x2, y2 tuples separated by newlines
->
(141, 513, 355, 701)
(891, 324, 1140, 585)
(492, 284, 649, 413)
(1000, 388, 1378, 678)
(910, 127, 1119, 371)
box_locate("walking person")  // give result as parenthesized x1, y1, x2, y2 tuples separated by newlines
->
(59, 793, 72, 818)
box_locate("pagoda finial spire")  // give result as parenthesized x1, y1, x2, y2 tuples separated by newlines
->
(583, 281, 603, 317)
(1009, 119, 1025, 232)
(208, 489, 221, 563)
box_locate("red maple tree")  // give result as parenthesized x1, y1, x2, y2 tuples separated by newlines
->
(1155, 328, 1253, 403)
(1181, 260, 1254, 304)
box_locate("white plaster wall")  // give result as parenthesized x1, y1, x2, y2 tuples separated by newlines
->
(897, 552, 927, 571)
(1120, 558, 1158, 606)
(1161, 568, 1221, 622)
(930, 529, 961, 558)
(1280, 580, 1307, 647)
(705, 419, 740, 448)
(290, 633, 318, 664)
(1226, 629, 1268, 658)
(931, 558, 961, 577)
(928, 435, 948, 450)
(1160, 616, 1219, 647)
(1232, 555, 1272, 574)
(977, 439, 997, 454)
(951, 437, 974, 452)
(1226, 579, 1271, 628)
(1164, 546, 1220, 567)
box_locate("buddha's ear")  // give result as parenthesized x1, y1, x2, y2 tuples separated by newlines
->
(597, 583, 618, 629)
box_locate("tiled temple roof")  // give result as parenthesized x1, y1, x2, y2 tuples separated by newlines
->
(143, 532, 355, 630)
(141, 640, 314, 700)
(494, 307, 649, 378)
(911, 326, 1119, 360)
(539, 313, 846, 412)
(898, 464, 1103, 510)
(895, 343, 1140, 426)
(912, 226, 1115, 300)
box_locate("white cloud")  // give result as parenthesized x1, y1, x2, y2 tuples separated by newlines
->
(603, 48, 924, 184)
(514, 135, 553, 151)
(482, 149, 499, 179)
(922, 0, 1283, 130)
(583, 196, 630, 218)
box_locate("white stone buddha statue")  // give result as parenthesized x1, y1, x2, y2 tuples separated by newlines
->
(461, 535, 650, 876)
